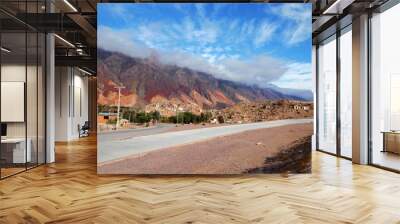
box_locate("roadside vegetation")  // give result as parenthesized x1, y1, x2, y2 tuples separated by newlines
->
(99, 105, 212, 125)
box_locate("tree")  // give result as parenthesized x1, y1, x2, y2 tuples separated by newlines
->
(217, 115, 224, 124)
(168, 116, 177, 124)
(199, 112, 212, 123)
(150, 111, 161, 121)
(165, 111, 213, 124)
(135, 112, 150, 124)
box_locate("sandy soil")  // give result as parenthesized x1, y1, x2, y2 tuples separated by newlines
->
(98, 123, 313, 174)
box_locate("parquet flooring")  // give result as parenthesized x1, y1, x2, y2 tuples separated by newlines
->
(0, 135, 400, 223)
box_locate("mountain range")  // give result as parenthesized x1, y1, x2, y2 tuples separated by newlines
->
(97, 49, 312, 112)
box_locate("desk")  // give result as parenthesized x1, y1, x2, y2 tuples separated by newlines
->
(382, 131, 400, 154)
(1, 138, 31, 163)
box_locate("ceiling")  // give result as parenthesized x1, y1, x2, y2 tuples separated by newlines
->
(0, 0, 393, 73)
(311, 0, 390, 43)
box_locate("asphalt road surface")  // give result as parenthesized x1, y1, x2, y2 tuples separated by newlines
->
(98, 123, 175, 142)
(98, 118, 313, 163)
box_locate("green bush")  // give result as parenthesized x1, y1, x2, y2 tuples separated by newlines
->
(168, 116, 177, 123)
(135, 112, 150, 124)
(170, 111, 212, 124)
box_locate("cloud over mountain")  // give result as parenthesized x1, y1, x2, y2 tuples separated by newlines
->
(98, 3, 312, 90)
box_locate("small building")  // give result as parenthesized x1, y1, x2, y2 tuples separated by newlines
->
(120, 118, 130, 127)
(210, 118, 218, 124)
(97, 112, 118, 124)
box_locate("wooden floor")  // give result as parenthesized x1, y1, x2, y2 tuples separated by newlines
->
(0, 135, 400, 224)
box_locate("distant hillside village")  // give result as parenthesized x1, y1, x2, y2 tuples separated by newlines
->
(97, 100, 313, 132)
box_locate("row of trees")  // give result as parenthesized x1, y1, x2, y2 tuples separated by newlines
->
(168, 112, 212, 124)
(121, 110, 161, 124)
(99, 105, 213, 125)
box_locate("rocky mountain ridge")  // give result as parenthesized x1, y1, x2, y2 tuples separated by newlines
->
(98, 49, 312, 115)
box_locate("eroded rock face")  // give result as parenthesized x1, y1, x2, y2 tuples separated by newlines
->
(98, 48, 311, 112)
(214, 100, 314, 124)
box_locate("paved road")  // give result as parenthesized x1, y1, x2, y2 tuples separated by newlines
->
(98, 123, 175, 142)
(98, 118, 313, 163)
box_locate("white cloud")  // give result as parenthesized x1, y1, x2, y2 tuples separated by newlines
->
(181, 17, 195, 41)
(271, 62, 312, 90)
(219, 56, 287, 87)
(135, 16, 219, 46)
(99, 4, 312, 92)
(99, 25, 292, 89)
(254, 20, 277, 47)
(108, 4, 127, 15)
(229, 19, 239, 31)
(98, 26, 152, 58)
(107, 4, 135, 24)
(268, 4, 311, 45)
(156, 51, 289, 89)
(195, 4, 206, 19)
(195, 19, 219, 44)
(173, 4, 186, 14)
(236, 19, 256, 43)
(211, 3, 228, 17)
(160, 50, 217, 74)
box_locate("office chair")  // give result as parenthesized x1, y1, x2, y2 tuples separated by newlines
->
(79, 121, 90, 138)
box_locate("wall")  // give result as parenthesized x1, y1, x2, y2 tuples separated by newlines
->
(72, 72, 89, 138)
(55, 67, 89, 141)
(88, 77, 97, 133)
(1, 64, 44, 141)
(1, 62, 46, 167)
(1, 65, 26, 138)
(55, 67, 70, 141)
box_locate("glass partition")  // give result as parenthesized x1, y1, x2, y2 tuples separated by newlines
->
(1, 31, 28, 177)
(370, 3, 400, 171)
(0, 2, 46, 179)
(339, 26, 352, 158)
(27, 30, 38, 169)
(317, 35, 337, 154)
(38, 32, 45, 165)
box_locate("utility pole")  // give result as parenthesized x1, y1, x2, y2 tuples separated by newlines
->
(115, 85, 125, 129)
(178, 107, 183, 125)
(176, 108, 178, 125)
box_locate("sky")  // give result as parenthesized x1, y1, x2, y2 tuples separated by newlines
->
(98, 3, 312, 90)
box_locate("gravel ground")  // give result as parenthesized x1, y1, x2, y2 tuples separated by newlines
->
(164, 123, 231, 132)
(98, 123, 313, 174)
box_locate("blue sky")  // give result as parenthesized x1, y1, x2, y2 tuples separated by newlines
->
(98, 3, 312, 90)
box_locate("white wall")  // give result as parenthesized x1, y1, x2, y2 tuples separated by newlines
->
(1, 65, 26, 138)
(1, 63, 46, 164)
(55, 67, 89, 141)
(71, 72, 89, 138)
(55, 67, 70, 141)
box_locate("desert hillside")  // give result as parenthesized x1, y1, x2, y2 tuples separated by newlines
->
(214, 100, 313, 123)
(97, 49, 312, 114)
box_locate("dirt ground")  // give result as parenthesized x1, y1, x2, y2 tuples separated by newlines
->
(98, 123, 313, 174)
(165, 123, 231, 132)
